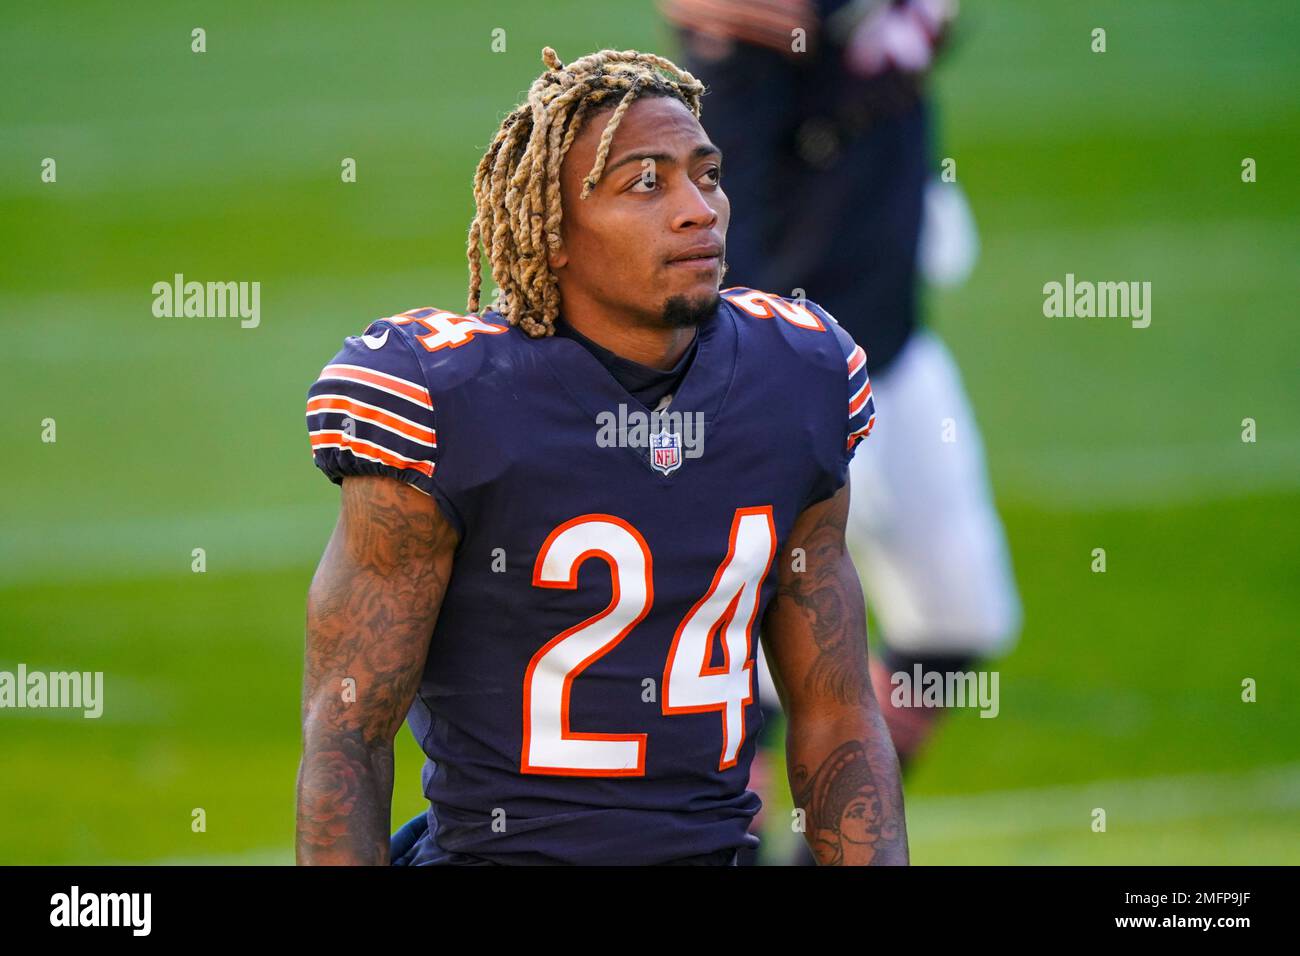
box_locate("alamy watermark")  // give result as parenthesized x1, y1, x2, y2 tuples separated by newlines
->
(1042, 273, 1151, 328)
(0, 664, 103, 718)
(889, 665, 999, 718)
(50, 886, 150, 935)
(596, 403, 704, 476)
(152, 273, 260, 328)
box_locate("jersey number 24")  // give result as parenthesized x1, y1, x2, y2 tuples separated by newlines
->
(522, 506, 777, 776)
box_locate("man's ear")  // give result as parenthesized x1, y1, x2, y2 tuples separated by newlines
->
(548, 246, 568, 271)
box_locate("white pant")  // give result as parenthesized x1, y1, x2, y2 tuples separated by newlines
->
(759, 331, 1021, 703)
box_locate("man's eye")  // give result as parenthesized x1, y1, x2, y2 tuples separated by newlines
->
(700, 166, 721, 185)
(629, 175, 658, 193)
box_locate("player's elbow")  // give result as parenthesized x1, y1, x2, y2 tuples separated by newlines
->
(299, 696, 399, 765)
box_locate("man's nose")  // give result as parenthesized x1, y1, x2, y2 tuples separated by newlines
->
(673, 182, 720, 230)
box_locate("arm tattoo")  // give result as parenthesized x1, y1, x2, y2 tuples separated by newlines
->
(295, 727, 394, 865)
(793, 735, 907, 866)
(296, 476, 457, 865)
(777, 496, 872, 708)
(769, 483, 908, 864)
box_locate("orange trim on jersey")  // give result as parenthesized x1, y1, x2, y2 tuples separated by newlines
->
(307, 396, 436, 446)
(318, 364, 432, 410)
(310, 430, 434, 477)
(522, 514, 653, 778)
(384, 308, 508, 352)
(721, 288, 827, 331)
(662, 505, 777, 772)
(849, 380, 873, 417)
(846, 417, 876, 451)
(847, 345, 867, 377)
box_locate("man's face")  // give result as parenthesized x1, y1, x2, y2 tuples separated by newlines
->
(550, 94, 729, 329)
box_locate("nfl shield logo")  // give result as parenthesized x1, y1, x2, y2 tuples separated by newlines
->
(650, 429, 682, 476)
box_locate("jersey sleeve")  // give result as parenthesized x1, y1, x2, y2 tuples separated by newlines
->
(305, 319, 452, 519)
(777, 296, 877, 509)
(842, 330, 876, 462)
(808, 301, 876, 467)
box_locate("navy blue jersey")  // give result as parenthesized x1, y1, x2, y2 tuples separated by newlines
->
(306, 289, 875, 864)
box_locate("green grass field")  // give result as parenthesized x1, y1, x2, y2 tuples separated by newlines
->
(2, 1, 1297, 864)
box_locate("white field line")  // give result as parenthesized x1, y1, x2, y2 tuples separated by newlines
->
(0, 98, 503, 196)
(906, 762, 1300, 844)
(0, 267, 460, 361)
(120, 763, 1300, 865)
(3, 437, 1298, 586)
(990, 437, 1300, 510)
(0, 503, 332, 585)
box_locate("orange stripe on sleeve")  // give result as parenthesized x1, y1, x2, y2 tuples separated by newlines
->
(847, 345, 866, 377)
(310, 430, 435, 477)
(849, 381, 873, 417)
(318, 364, 432, 409)
(306, 396, 436, 445)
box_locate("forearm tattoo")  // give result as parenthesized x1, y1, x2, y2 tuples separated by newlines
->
(777, 487, 908, 864)
(296, 477, 456, 864)
(793, 735, 907, 866)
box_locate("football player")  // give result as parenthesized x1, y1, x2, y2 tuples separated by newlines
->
(295, 46, 904, 866)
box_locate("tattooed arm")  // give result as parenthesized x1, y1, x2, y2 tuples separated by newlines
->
(760, 479, 908, 865)
(296, 475, 458, 865)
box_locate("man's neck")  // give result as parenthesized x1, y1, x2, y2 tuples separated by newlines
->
(559, 307, 697, 371)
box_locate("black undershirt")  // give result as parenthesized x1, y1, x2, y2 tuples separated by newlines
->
(554, 319, 699, 409)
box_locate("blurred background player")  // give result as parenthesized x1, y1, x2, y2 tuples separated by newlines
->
(661, 0, 1022, 863)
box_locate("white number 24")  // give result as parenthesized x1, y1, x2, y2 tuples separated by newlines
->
(522, 506, 777, 776)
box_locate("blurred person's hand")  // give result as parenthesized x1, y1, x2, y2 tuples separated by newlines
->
(660, 0, 818, 60)
(842, 0, 957, 77)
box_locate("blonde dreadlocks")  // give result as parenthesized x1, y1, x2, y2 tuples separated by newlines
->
(466, 46, 706, 338)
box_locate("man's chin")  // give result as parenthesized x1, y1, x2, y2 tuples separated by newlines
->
(659, 290, 721, 329)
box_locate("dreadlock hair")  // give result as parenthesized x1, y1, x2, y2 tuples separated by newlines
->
(466, 46, 706, 338)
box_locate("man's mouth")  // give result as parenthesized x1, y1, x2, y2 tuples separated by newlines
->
(667, 244, 723, 269)
(667, 255, 719, 270)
